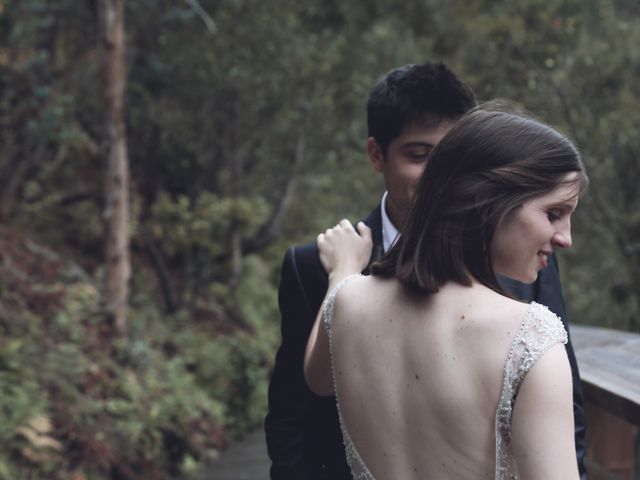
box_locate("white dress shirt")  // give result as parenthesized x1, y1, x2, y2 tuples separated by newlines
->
(380, 191, 400, 253)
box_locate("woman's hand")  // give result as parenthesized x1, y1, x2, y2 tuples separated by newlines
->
(317, 219, 372, 279)
(305, 220, 372, 396)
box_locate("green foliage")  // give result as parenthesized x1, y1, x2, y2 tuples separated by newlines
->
(149, 192, 270, 259)
(0, 337, 47, 442)
(0, 270, 276, 479)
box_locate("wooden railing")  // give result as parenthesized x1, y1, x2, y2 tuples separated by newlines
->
(571, 324, 640, 479)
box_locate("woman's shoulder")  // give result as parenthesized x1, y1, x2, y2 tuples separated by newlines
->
(337, 273, 396, 295)
(448, 283, 530, 324)
(480, 296, 568, 361)
(520, 301, 568, 347)
(332, 275, 400, 320)
(440, 285, 533, 346)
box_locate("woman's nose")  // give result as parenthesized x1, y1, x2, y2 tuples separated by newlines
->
(552, 227, 572, 249)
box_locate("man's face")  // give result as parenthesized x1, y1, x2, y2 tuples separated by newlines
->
(368, 120, 456, 227)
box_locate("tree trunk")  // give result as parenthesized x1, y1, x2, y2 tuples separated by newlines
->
(98, 0, 130, 334)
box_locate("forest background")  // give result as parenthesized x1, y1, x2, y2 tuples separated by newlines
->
(1, 0, 639, 479)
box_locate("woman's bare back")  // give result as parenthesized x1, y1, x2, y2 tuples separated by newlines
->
(325, 274, 569, 479)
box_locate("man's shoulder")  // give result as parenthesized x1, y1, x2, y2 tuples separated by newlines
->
(284, 241, 320, 271)
(281, 207, 382, 283)
(291, 241, 320, 259)
(280, 240, 325, 291)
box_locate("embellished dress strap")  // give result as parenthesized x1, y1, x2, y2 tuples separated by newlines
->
(322, 273, 362, 336)
(321, 273, 375, 480)
(494, 302, 568, 479)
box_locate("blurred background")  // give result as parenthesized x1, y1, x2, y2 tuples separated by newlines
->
(0, 0, 638, 478)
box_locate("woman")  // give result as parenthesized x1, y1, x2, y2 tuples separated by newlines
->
(304, 108, 588, 479)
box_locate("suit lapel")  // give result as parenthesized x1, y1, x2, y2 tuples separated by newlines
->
(362, 206, 384, 269)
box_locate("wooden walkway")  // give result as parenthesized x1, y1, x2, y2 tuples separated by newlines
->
(570, 324, 639, 479)
(571, 324, 640, 425)
(193, 429, 269, 480)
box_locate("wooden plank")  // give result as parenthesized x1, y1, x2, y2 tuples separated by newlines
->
(586, 458, 632, 480)
(571, 325, 640, 425)
(585, 403, 637, 480)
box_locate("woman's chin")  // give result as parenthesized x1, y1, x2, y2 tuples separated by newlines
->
(517, 271, 539, 285)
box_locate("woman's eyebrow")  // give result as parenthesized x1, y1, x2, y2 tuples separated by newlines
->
(549, 200, 578, 212)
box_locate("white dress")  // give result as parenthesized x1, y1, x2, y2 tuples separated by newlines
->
(322, 274, 568, 480)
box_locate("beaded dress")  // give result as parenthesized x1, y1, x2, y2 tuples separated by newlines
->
(322, 274, 568, 480)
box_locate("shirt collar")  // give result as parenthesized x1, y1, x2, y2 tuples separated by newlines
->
(380, 191, 400, 253)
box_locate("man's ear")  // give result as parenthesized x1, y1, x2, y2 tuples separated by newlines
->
(367, 137, 385, 173)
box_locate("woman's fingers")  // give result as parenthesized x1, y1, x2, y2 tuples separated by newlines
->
(356, 221, 372, 243)
(338, 218, 354, 231)
(323, 219, 370, 239)
(316, 219, 373, 275)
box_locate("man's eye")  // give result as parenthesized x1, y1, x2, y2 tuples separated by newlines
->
(407, 151, 430, 159)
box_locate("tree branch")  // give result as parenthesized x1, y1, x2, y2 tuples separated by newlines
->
(140, 227, 178, 313)
(242, 132, 305, 255)
(184, 0, 217, 34)
(241, 90, 317, 254)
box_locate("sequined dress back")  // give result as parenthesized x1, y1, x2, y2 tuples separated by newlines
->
(322, 275, 568, 480)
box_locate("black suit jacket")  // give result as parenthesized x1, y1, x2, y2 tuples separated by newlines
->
(265, 206, 587, 479)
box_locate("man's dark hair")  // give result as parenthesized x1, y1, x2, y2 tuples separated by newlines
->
(371, 106, 589, 294)
(366, 62, 477, 155)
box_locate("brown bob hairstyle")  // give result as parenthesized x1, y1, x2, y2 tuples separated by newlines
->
(371, 106, 589, 294)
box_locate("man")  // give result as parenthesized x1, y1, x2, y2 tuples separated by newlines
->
(265, 62, 587, 479)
